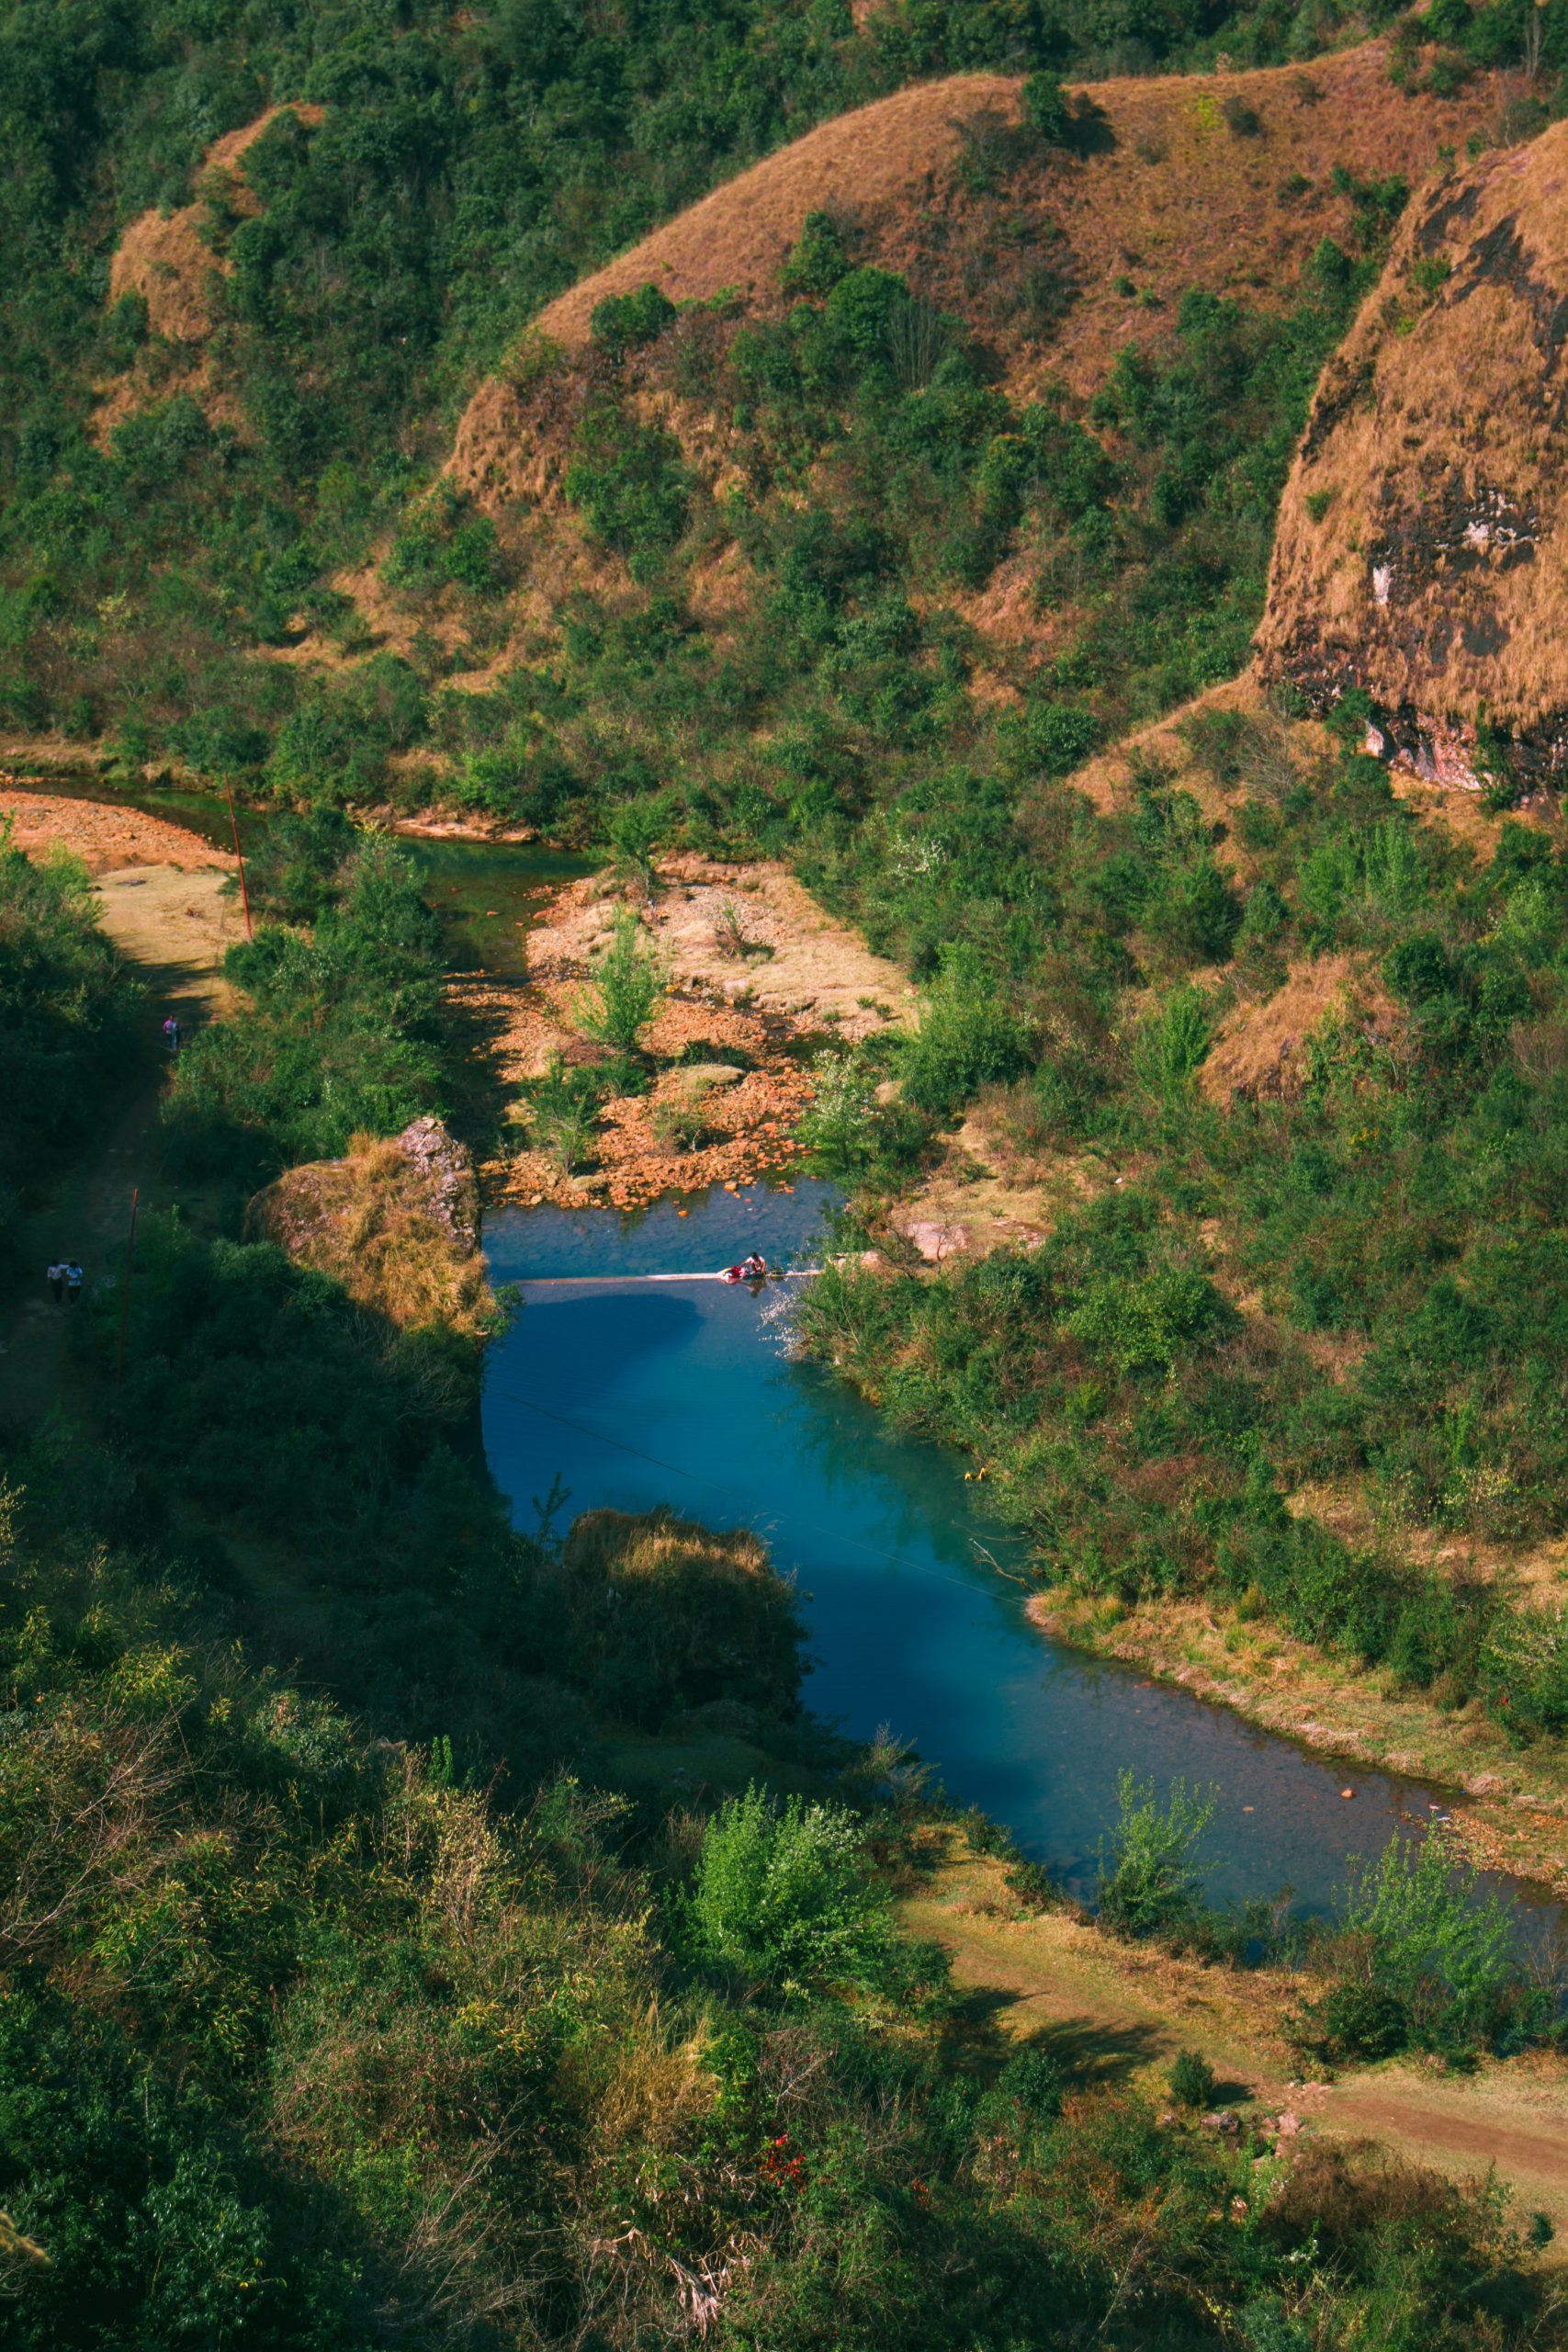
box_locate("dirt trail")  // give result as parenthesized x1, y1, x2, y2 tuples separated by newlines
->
(904, 1849, 1568, 2244)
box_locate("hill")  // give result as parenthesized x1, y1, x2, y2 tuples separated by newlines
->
(520, 45, 1503, 402)
(1258, 115, 1568, 791)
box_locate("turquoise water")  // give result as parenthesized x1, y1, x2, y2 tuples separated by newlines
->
(483, 1181, 1456, 1916)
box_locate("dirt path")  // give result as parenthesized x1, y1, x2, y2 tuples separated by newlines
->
(904, 1847, 1568, 2244)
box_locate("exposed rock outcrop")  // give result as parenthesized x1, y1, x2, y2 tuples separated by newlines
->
(1258, 119, 1568, 789)
(249, 1119, 491, 1339)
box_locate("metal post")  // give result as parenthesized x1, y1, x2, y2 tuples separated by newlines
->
(115, 1186, 140, 1396)
(223, 775, 254, 940)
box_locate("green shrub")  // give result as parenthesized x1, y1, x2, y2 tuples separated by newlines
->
(902, 947, 1032, 1117)
(563, 405, 692, 576)
(1021, 70, 1074, 143)
(798, 1047, 882, 1176)
(589, 280, 677, 357)
(574, 903, 665, 1054)
(1096, 1772, 1216, 1941)
(1067, 1263, 1234, 1380)
(525, 1051, 604, 1170)
(1167, 2048, 1218, 2109)
(779, 209, 852, 297)
(688, 1783, 897, 1993)
(558, 1509, 803, 1727)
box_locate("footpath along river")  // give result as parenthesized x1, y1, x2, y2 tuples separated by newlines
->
(482, 1179, 1480, 1918)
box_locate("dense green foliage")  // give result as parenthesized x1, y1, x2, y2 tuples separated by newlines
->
(1091, 1776, 1557, 2064)
(1297, 1835, 1547, 2064)
(0, 0, 1427, 766)
(3, 1448, 1561, 2347)
(164, 827, 447, 1182)
(9, 6, 1568, 2327)
(0, 829, 132, 1197)
(4, 834, 1565, 2343)
(798, 708, 1568, 1750)
(5, 0, 1559, 809)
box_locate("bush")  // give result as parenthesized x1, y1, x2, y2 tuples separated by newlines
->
(525, 1051, 604, 1170)
(798, 1048, 881, 1176)
(1168, 2048, 1218, 2109)
(563, 405, 692, 575)
(902, 947, 1032, 1117)
(574, 903, 665, 1054)
(1021, 70, 1074, 143)
(1096, 1772, 1216, 1940)
(779, 209, 851, 297)
(1066, 1264, 1234, 1380)
(688, 1783, 897, 1993)
(1293, 1838, 1549, 2064)
(589, 280, 677, 358)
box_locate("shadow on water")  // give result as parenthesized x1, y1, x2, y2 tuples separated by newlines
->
(481, 1182, 1493, 1920)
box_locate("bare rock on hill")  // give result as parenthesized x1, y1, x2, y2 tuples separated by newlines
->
(393, 1114, 479, 1251)
(1258, 119, 1568, 789)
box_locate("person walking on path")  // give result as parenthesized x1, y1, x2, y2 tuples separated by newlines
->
(46, 1261, 64, 1306)
(65, 1263, 84, 1306)
(162, 1013, 181, 1054)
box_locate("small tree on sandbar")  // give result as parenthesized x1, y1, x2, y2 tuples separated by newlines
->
(576, 903, 665, 1056)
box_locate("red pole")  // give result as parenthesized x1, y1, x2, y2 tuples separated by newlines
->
(223, 775, 254, 940)
(115, 1186, 140, 1397)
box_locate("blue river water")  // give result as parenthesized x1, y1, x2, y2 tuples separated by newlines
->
(481, 1179, 1456, 1916)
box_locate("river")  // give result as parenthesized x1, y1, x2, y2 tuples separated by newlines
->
(2, 768, 1529, 1921)
(481, 1179, 1460, 1917)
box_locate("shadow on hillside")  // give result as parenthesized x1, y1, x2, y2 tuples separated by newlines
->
(1066, 96, 1115, 158)
(951, 1988, 1165, 2088)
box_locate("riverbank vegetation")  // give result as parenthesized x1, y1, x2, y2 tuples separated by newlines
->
(6, 818, 1567, 2342)
(9, 1467, 1564, 2348)
(1092, 1772, 1562, 2068)
(0, 824, 134, 1202)
(794, 705, 1568, 1769)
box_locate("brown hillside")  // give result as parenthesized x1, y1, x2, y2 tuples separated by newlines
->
(1257, 117, 1568, 786)
(436, 45, 1499, 684)
(96, 103, 324, 439)
(525, 46, 1502, 402)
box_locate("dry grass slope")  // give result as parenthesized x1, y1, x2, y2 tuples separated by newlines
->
(249, 1119, 492, 1339)
(1258, 116, 1568, 779)
(434, 45, 1501, 682)
(517, 44, 1501, 401)
(96, 103, 324, 440)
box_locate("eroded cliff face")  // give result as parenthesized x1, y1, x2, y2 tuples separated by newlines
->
(1257, 119, 1568, 790)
